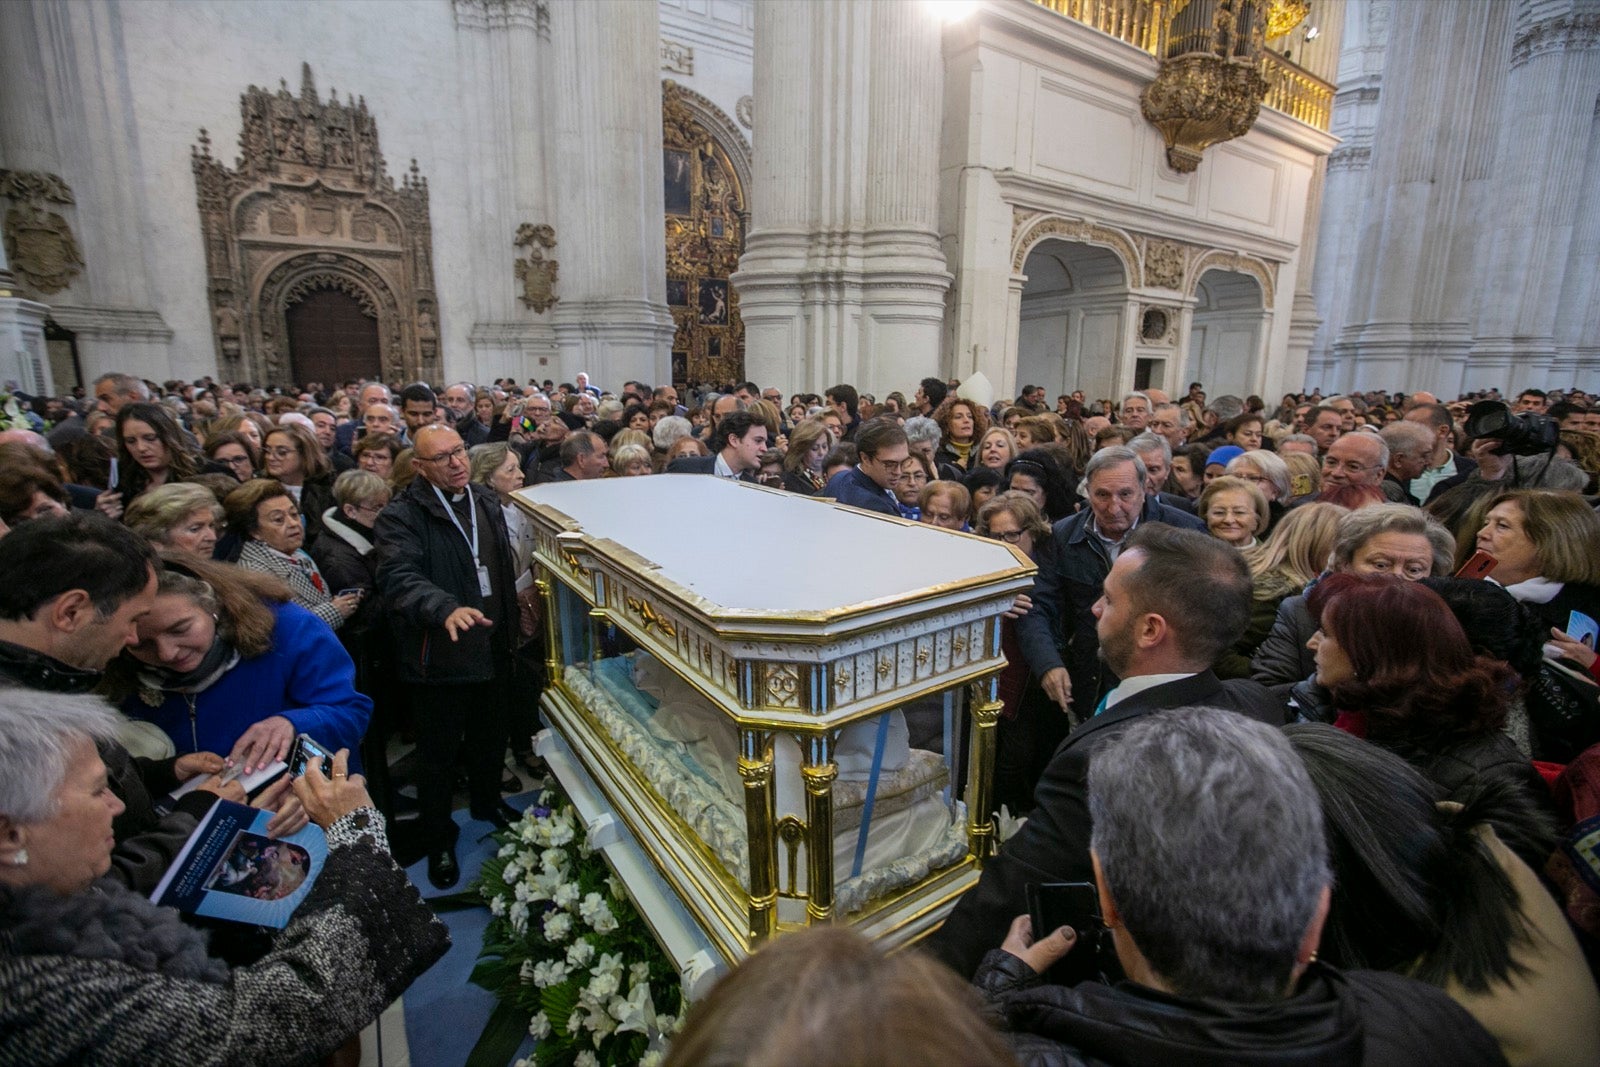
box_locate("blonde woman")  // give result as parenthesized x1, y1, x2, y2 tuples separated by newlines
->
(122, 482, 223, 560)
(975, 426, 1019, 472)
(1198, 475, 1270, 552)
(1214, 501, 1348, 679)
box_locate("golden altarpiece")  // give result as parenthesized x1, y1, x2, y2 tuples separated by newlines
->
(191, 65, 438, 386)
(662, 81, 747, 390)
(516, 478, 1032, 989)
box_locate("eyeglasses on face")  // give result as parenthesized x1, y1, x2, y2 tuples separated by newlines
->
(418, 446, 468, 465)
(986, 528, 1026, 543)
(1320, 457, 1374, 474)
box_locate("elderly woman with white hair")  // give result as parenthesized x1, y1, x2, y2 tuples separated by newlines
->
(1251, 503, 1457, 686)
(0, 689, 448, 1063)
(974, 707, 1503, 1064)
(1225, 448, 1292, 532)
(122, 482, 223, 560)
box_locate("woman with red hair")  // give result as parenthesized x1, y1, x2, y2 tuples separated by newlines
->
(1304, 572, 1549, 819)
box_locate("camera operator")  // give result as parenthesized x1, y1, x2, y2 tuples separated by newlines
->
(1460, 400, 1588, 493)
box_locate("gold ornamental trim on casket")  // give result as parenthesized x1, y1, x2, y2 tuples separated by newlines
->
(515, 479, 1034, 728)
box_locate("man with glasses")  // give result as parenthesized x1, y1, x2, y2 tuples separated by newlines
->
(374, 424, 521, 890)
(823, 418, 909, 517)
(1318, 431, 1388, 497)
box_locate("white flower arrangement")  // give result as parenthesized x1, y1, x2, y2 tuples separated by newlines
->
(473, 783, 687, 1066)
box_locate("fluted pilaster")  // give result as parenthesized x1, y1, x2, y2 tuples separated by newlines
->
(734, 0, 951, 396)
(546, 0, 673, 387)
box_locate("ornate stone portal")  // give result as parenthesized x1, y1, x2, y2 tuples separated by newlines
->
(662, 81, 749, 388)
(192, 64, 437, 384)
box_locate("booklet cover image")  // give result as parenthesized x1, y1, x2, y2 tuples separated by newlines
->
(151, 800, 327, 928)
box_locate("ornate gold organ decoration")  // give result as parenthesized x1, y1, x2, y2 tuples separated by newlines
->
(0, 170, 84, 295)
(1141, 0, 1270, 172)
(662, 80, 747, 389)
(191, 63, 438, 384)
(514, 223, 559, 313)
(1033, 0, 1331, 169)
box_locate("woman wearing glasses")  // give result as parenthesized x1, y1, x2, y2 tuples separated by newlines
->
(203, 430, 260, 483)
(262, 422, 336, 545)
(974, 492, 1060, 816)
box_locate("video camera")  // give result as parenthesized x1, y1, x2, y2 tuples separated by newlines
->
(1462, 400, 1561, 456)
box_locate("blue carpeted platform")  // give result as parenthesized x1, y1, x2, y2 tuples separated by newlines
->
(397, 797, 539, 1067)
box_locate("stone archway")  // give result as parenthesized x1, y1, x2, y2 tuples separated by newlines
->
(1017, 240, 1131, 403)
(257, 255, 401, 385)
(192, 64, 437, 386)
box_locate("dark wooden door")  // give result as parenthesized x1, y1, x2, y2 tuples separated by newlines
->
(286, 287, 381, 386)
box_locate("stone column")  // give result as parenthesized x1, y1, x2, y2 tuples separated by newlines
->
(734, 0, 952, 397)
(0, 0, 174, 382)
(0, 237, 53, 396)
(1329, 0, 1511, 393)
(1553, 97, 1600, 391)
(1471, 1, 1600, 391)
(453, 0, 559, 383)
(546, 0, 674, 389)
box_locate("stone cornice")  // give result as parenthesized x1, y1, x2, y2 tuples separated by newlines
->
(1511, 13, 1600, 69)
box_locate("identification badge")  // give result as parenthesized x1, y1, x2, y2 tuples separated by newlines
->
(477, 564, 493, 597)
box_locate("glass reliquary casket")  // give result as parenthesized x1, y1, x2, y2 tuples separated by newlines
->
(513, 477, 1034, 988)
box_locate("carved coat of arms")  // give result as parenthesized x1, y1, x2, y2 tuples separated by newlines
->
(515, 223, 559, 313)
(0, 170, 85, 295)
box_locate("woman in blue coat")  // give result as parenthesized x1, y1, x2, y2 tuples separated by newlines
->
(110, 553, 372, 775)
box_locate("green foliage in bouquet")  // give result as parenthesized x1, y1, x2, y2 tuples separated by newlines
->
(472, 782, 686, 1067)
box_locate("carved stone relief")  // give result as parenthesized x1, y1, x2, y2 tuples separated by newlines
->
(661, 38, 694, 75)
(1143, 239, 1188, 290)
(191, 64, 438, 383)
(514, 223, 559, 313)
(0, 170, 85, 295)
(736, 95, 753, 130)
(1009, 208, 1278, 307)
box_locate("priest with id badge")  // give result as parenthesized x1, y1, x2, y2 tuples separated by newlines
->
(375, 425, 522, 889)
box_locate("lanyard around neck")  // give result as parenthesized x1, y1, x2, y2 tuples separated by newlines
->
(431, 483, 480, 563)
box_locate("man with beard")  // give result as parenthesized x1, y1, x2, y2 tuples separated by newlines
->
(927, 524, 1284, 978)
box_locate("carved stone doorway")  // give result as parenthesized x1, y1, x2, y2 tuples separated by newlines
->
(287, 285, 380, 386)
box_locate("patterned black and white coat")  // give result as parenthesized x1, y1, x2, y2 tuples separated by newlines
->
(0, 810, 450, 1066)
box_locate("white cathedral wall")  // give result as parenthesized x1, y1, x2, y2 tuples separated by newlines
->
(111, 0, 485, 386)
(941, 1, 1335, 403)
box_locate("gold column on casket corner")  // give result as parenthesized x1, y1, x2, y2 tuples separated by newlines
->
(514, 477, 1035, 976)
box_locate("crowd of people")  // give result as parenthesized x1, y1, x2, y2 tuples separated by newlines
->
(3, 367, 1600, 1064)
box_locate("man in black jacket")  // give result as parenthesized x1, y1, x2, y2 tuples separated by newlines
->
(972, 707, 1504, 1066)
(929, 525, 1284, 977)
(1016, 446, 1205, 719)
(666, 410, 767, 481)
(374, 425, 521, 889)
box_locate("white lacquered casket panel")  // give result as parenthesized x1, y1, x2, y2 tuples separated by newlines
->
(514, 476, 1034, 973)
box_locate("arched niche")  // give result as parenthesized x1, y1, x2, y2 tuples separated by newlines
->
(1187, 268, 1267, 399)
(1017, 239, 1130, 402)
(256, 253, 406, 385)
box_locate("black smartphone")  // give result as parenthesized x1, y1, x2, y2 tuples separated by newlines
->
(1026, 881, 1106, 985)
(286, 733, 333, 778)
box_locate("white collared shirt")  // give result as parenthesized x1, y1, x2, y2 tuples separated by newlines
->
(713, 453, 741, 479)
(1102, 671, 1197, 711)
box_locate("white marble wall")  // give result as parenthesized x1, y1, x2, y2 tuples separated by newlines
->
(1310, 0, 1600, 395)
(0, 0, 698, 390)
(940, 0, 1335, 405)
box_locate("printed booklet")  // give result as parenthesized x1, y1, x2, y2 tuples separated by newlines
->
(149, 799, 327, 928)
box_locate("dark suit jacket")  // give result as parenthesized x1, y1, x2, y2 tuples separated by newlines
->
(1015, 499, 1206, 709)
(824, 466, 900, 516)
(1152, 491, 1196, 515)
(665, 454, 756, 482)
(926, 670, 1285, 978)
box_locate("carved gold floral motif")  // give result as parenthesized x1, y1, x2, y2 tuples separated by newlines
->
(560, 551, 592, 580)
(624, 595, 677, 638)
